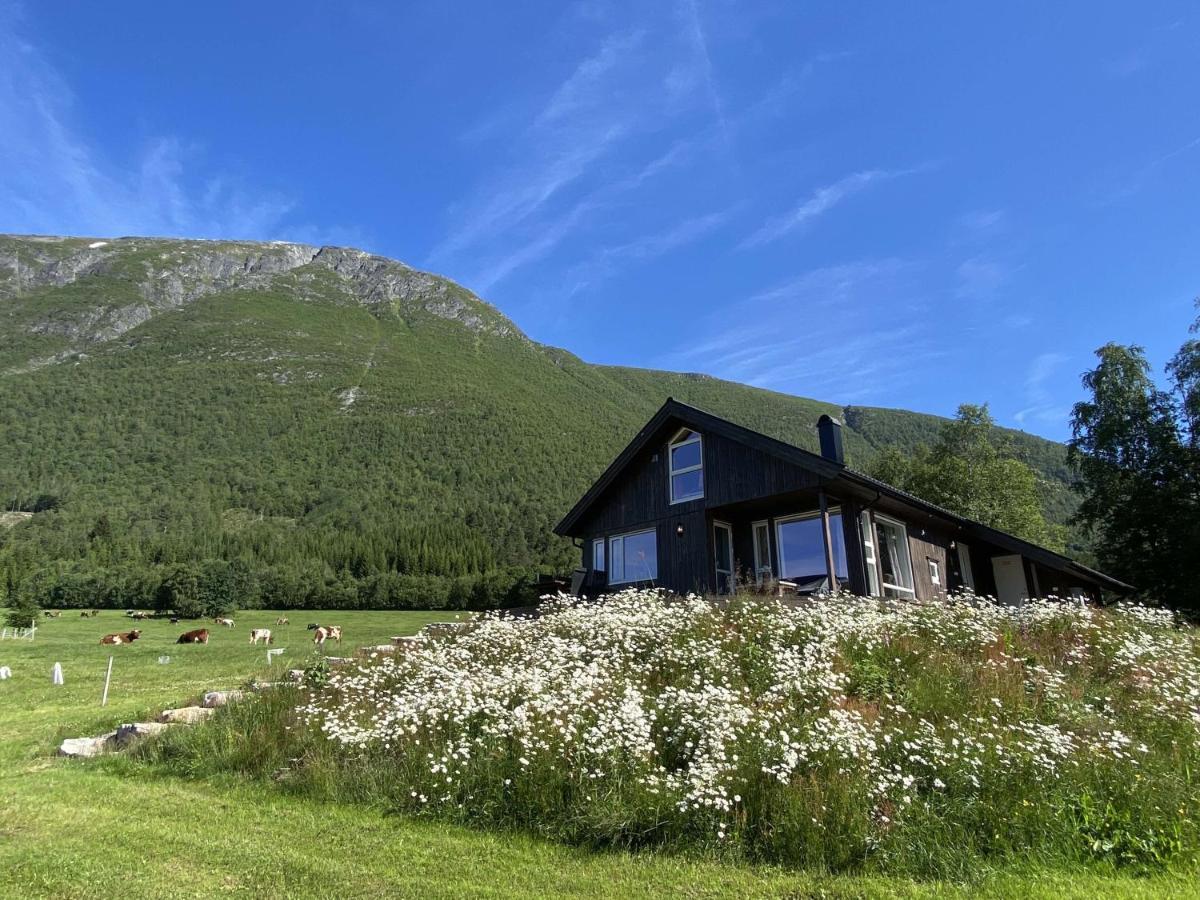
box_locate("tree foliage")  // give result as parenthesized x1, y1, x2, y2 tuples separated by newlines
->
(869, 404, 1066, 550)
(1069, 304, 1200, 609)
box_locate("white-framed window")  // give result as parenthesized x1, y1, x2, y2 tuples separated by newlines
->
(668, 429, 704, 504)
(713, 521, 734, 594)
(751, 520, 772, 584)
(860, 512, 881, 596)
(875, 515, 915, 598)
(775, 508, 848, 588)
(592, 538, 605, 573)
(928, 558, 941, 586)
(608, 528, 658, 584)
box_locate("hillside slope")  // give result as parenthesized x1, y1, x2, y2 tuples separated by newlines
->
(0, 235, 1079, 604)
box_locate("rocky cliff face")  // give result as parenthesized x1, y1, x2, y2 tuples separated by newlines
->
(0, 235, 523, 366)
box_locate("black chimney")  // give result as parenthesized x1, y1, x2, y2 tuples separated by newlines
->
(817, 414, 845, 465)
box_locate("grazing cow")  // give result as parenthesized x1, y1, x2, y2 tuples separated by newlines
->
(129, 611, 150, 620)
(275, 617, 289, 626)
(80, 609, 99, 618)
(100, 629, 141, 645)
(177, 628, 210, 645)
(44, 610, 62, 618)
(169, 617, 180, 625)
(249, 628, 273, 645)
(214, 617, 235, 628)
(307, 624, 342, 646)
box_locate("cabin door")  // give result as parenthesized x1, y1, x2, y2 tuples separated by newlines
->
(991, 554, 1029, 606)
(713, 521, 734, 594)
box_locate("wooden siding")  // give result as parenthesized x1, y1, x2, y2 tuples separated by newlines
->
(907, 526, 952, 600)
(703, 431, 824, 504)
(574, 426, 826, 595)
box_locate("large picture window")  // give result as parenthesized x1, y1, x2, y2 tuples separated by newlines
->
(669, 429, 704, 503)
(609, 528, 658, 584)
(775, 509, 848, 589)
(875, 515, 915, 597)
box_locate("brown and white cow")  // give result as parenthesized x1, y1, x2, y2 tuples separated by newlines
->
(307, 624, 342, 646)
(214, 617, 235, 628)
(177, 628, 210, 645)
(275, 617, 289, 626)
(249, 628, 272, 645)
(100, 629, 141, 645)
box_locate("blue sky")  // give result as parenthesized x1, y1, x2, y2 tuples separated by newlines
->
(2, 2, 1197, 441)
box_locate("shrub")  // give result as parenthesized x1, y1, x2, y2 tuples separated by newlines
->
(3, 589, 40, 628)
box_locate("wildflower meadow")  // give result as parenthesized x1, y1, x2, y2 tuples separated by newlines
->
(148, 591, 1200, 878)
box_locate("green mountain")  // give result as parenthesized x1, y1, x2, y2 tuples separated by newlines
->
(0, 234, 1079, 609)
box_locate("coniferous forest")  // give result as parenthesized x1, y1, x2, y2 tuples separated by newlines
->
(0, 235, 1081, 614)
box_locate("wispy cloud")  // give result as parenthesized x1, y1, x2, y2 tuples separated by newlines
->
(1014, 352, 1070, 427)
(561, 209, 731, 295)
(659, 258, 944, 404)
(0, 11, 335, 244)
(738, 167, 923, 250)
(677, 0, 732, 154)
(956, 208, 1006, 235)
(1100, 134, 1200, 204)
(433, 10, 734, 294)
(955, 255, 1012, 300)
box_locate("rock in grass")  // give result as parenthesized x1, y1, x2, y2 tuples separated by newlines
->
(202, 690, 246, 708)
(109, 722, 172, 747)
(158, 706, 214, 724)
(58, 734, 116, 758)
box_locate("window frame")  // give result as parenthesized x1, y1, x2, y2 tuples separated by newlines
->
(668, 428, 704, 505)
(712, 520, 734, 594)
(956, 542, 975, 591)
(860, 511, 881, 596)
(751, 519, 772, 584)
(928, 557, 941, 586)
(874, 514, 916, 598)
(592, 538, 605, 574)
(774, 507, 849, 585)
(608, 527, 658, 585)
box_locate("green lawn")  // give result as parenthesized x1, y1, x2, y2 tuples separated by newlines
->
(0, 610, 1196, 899)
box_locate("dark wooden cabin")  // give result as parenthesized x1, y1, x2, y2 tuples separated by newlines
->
(554, 399, 1131, 604)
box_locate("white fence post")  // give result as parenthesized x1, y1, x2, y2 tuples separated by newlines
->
(100, 656, 114, 706)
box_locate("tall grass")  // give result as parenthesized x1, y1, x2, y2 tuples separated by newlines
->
(137, 591, 1200, 879)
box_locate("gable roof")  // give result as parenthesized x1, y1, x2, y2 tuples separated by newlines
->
(555, 398, 1133, 595)
(554, 398, 841, 537)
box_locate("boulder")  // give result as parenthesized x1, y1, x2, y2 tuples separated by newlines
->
(58, 733, 116, 758)
(158, 706, 214, 724)
(109, 722, 172, 747)
(202, 690, 245, 708)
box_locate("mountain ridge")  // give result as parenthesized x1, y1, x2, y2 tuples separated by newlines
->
(0, 234, 1082, 605)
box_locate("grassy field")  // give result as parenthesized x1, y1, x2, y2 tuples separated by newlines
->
(0, 609, 1197, 899)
